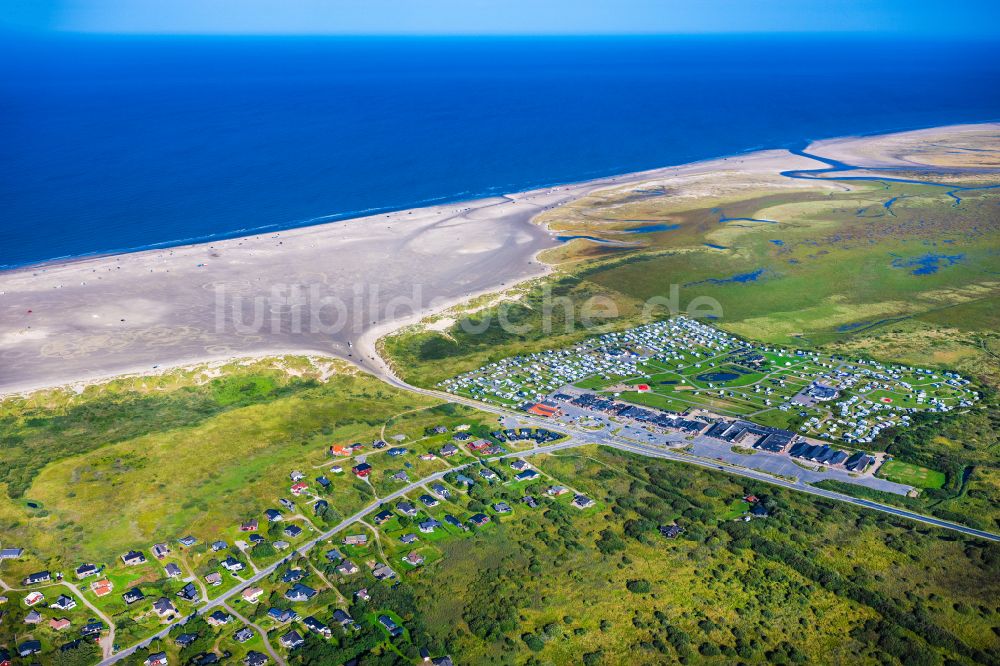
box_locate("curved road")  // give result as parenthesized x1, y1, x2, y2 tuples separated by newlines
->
(97, 364, 997, 665)
(96, 439, 583, 665)
(378, 371, 1000, 543)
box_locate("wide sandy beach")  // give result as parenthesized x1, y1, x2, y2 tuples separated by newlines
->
(0, 124, 986, 395)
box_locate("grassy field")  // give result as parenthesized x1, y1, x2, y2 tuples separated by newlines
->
(382, 168, 1000, 533)
(384, 181, 1000, 387)
(0, 358, 453, 569)
(877, 459, 947, 489)
(2, 361, 999, 665)
(3, 139, 1000, 664)
(370, 446, 1000, 665)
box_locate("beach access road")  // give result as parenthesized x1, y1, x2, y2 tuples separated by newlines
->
(377, 372, 1000, 543)
(96, 437, 586, 666)
(0, 147, 835, 397)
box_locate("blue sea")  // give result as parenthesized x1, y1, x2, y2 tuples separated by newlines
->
(2, 35, 999, 268)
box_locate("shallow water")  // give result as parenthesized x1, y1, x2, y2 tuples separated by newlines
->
(3, 34, 999, 267)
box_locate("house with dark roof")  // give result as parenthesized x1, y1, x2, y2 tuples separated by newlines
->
(284, 583, 316, 602)
(234, 626, 255, 643)
(153, 597, 177, 617)
(419, 518, 442, 533)
(828, 450, 849, 466)
(378, 614, 403, 638)
(81, 620, 105, 637)
(207, 610, 233, 627)
(303, 615, 332, 638)
(123, 587, 145, 605)
(468, 513, 490, 527)
(121, 550, 146, 566)
(18, 641, 41, 658)
(75, 563, 99, 579)
(444, 514, 467, 530)
(845, 451, 875, 472)
(177, 582, 198, 601)
(281, 568, 305, 583)
(279, 630, 305, 649)
(222, 556, 245, 572)
(266, 608, 297, 624)
(659, 524, 683, 539)
(337, 560, 359, 575)
(244, 651, 269, 666)
(372, 563, 396, 580)
(48, 594, 76, 610)
(143, 652, 168, 666)
(23, 570, 51, 585)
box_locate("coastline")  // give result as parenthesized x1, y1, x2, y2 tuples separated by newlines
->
(2, 121, 996, 397)
(4, 119, 994, 276)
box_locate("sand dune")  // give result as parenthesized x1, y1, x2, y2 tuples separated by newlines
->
(1, 124, 988, 395)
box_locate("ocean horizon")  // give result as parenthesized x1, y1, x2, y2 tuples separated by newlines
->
(2, 34, 999, 268)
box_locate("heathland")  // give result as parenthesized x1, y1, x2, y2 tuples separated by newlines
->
(1, 124, 999, 665)
(383, 123, 1000, 532)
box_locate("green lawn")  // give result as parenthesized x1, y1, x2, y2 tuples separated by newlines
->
(0, 358, 445, 566)
(876, 459, 947, 489)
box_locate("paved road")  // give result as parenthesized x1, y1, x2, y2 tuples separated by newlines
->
(98, 368, 998, 664)
(97, 439, 585, 665)
(225, 603, 285, 666)
(380, 373, 1000, 543)
(607, 439, 1000, 542)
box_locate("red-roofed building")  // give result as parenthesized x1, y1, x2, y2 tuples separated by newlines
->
(91, 579, 113, 597)
(526, 402, 559, 418)
(467, 439, 491, 451)
(50, 618, 71, 631)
